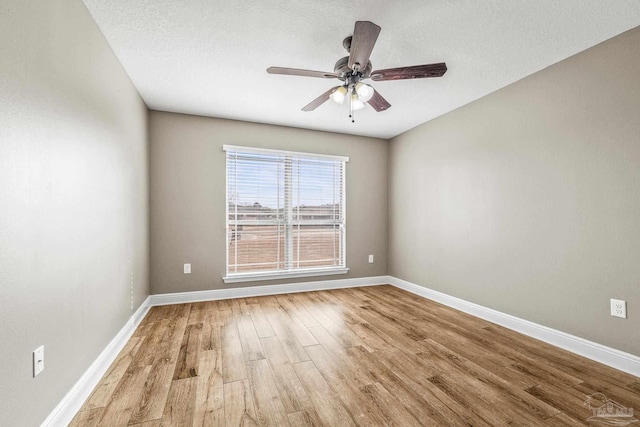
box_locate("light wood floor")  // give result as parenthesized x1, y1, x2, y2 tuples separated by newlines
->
(71, 285, 640, 426)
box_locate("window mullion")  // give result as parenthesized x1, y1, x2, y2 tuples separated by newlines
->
(296, 159, 301, 269)
(284, 156, 293, 270)
(277, 162, 282, 270)
(234, 153, 238, 273)
(333, 162, 337, 265)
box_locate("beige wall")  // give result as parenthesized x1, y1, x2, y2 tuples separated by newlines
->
(149, 111, 388, 294)
(389, 27, 640, 356)
(0, 1, 149, 425)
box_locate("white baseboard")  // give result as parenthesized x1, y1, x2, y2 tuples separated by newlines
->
(388, 276, 640, 377)
(41, 297, 152, 427)
(149, 275, 389, 306)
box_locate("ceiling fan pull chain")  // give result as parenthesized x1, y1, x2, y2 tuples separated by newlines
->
(349, 89, 353, 121)
(350, 86, 355, 123)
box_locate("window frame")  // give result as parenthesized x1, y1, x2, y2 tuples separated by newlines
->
(223, 145, 349, 283)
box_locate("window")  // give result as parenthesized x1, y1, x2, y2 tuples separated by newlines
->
(223, 145, 348, 282)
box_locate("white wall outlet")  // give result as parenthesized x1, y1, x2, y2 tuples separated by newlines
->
(184, 263, 191, 274)
(368, 254, 374, 263)
(33, 345, 44, 377)
(610, 299, 627, 318)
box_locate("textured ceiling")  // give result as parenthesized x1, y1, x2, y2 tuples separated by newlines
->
(82, 0, 640, 139)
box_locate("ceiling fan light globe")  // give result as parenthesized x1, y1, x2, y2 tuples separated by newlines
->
(351, 93, 365, 110)
(355, 83, 374, 102)
(330, 86, 347, 104)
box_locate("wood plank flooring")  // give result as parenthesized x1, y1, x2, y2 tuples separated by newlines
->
(71, 285, 640, 426)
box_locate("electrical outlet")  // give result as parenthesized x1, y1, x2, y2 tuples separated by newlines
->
(368, 254, 374, 263)
(33, 345, 44, 377)
(184, 263, 191, 274)
(610, 299, 627, 319)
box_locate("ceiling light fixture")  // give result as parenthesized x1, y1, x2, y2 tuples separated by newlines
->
(351, 92, 365, 110)
(329, 86, 347, 104)
(268, 20, 448, 125)
(355, 82, 373, 102)
(348, 89, 365, 123)
(330, 84, 367, 122)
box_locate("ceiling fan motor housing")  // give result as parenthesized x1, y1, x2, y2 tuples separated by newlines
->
(334, 56, 372, 80)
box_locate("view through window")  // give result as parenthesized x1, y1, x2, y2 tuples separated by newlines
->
(224, 145, 348, 279)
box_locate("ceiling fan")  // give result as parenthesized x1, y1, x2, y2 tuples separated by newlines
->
(267, 21, 447, 122)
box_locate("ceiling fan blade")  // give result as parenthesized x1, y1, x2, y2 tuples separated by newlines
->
(348, 21, 381, 72)
(370, 63, 447, 81)
(367, 89, 391, 112)
(267, 67, 339, 79)
(302, 86, 341, 111)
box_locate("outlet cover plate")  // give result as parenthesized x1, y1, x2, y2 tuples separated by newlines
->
(610, 299, 627, 318)
(184, 263, 191, 274)
(33, 345, 44, 377)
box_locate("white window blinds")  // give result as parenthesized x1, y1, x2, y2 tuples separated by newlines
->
(224, 145, 348, 280)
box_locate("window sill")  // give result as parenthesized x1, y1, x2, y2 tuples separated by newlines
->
(223, 267, 349, 284)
